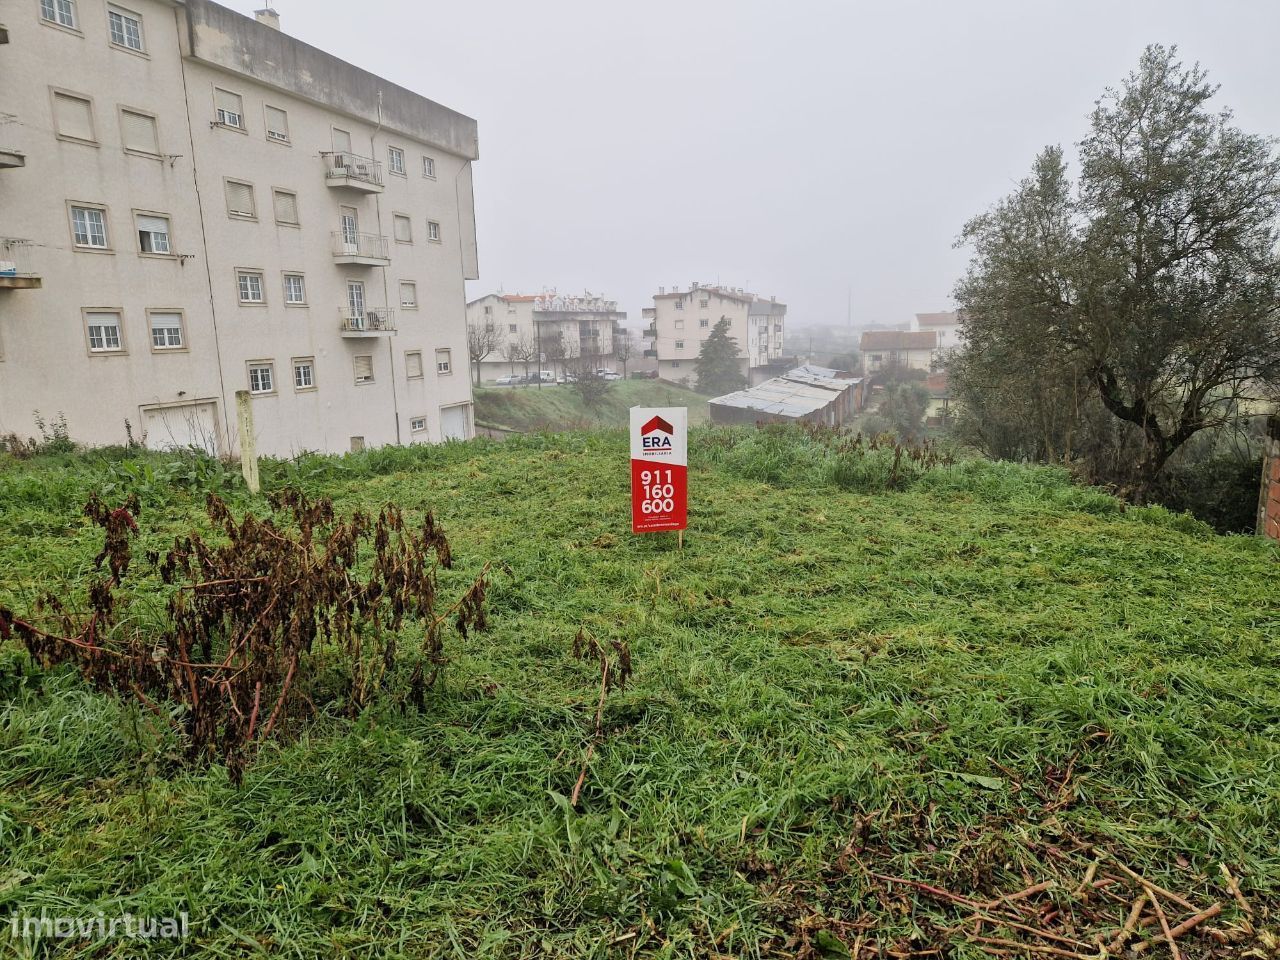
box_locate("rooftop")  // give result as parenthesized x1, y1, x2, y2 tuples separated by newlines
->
(861, 330, 938, 351)
(915, 311, 961, 328)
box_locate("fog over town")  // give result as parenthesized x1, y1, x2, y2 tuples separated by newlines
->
(220, 0, 1280, 329)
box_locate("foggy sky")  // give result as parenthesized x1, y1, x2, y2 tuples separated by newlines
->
(224, 0, 1280, 332)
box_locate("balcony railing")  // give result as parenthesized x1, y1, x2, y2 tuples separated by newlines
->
(331, 230, 390, 263)
(0, 238, 40, 289)
(323, 151, 384, 191)
(339, 307, 397, 337)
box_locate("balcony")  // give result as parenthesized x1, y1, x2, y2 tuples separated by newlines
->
(323, 152, 383, 193)
(642, 348, 658, 359)
(331, 230, 390, 266)
(0, 239, 41, 290)
(0, 115, 23, 169)
(339, 307, 397, 338)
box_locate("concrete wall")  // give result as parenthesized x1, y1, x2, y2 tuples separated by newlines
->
(0, 0, 478, 456)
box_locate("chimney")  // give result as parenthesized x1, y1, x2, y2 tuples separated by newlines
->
(254, 7, 280, 30)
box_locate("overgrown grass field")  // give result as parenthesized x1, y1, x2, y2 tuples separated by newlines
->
(474, 380, 708, 433)
(0, 428, 1277, 957)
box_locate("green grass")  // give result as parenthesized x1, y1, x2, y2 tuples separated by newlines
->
(474, 379, 708, 433)
(0, 429, 1277, 958)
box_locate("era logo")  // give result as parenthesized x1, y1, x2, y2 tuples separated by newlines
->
(643, 434, 672, 449)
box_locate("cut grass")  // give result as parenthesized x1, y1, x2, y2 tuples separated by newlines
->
(0, 428, 1277, 957)
(474, 379, 708, 433)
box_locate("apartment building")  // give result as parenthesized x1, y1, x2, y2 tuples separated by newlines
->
(641, 283, 785, 384)
(464, 291, 624, 382)
(0, 0, 480, 456)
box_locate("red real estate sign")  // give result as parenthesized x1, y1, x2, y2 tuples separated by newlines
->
(630, 406, 688, 533)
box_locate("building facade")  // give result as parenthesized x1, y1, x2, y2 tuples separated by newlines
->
(465, 291, 624, 382)
(642, 283, 785, 384)
(0, 0, 480, 456)
(911, 310, 964, 353)
(859, 330, 938, 375)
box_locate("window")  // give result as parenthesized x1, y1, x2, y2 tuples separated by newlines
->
(264, 105, 289, 143)
(40, 0, 76, 29)
(224, 180, 255, 218)
(85, 311, 122, 352)
(136, 213, 170, 253)
(509, 323, 518, 333)
(435, 348, 452, 374)
(393, 214, 412, 243)
(422, 156, 436, 178)
(671, 360, 681, 368)
(699, 319, 709, 328)
(399, 281, 417, 308)
(674, 318, 685, 330)
(331, 128, 352, 153)
(70, 204, 108, 248)
(699, 298, 709, 308)
(675, 340, 685, 349)
(53, 91, 95, 143)
(121, 109, 158, 154)
(353, 355, 374, 384)
(237, 270, 264, 303)
(410, 416, 427, 433)
(675, 299, 684, 310)
(427, 220, 441, 242)
(349, 436, 365, 453)
(214, 88, 244, 129)
(483, 305, 492, 316)
(248, 363, 274, 394)
(388, 146, 405, 175)
(405, 350, 424, 379)
(293, 358, 315, 390)
(107, 5, 143, 51)
(283, 273, 306, 304)
(272, 189, 299, 225)
(149, 311, 183, 349)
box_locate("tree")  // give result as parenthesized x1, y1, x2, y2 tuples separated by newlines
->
(564, 352, 612, 409)
(613, 327, 635, 378)
(694, 318, 747, 396)
(509, 334, 537, 382)
(467, 323, 502, 386)
(955, 45, 1280, 498)
(877, 382, 929, 441)
(542, 330, 567, 384)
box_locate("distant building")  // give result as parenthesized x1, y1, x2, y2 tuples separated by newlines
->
(465, 291, 625, 382)
(859, 330, 938, 375)
(911, 310, 964, 351)
(925, 371, 953, 426)
(709, 365, 862, 426)
(1, 0, 480, 454)
(642, 283, 785, 384)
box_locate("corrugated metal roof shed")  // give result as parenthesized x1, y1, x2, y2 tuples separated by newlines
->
(710, 378, 842, 418)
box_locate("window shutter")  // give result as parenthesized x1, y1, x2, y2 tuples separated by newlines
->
(332, 128, 352, 153)
(273, 191, 298, 224)
(354, 355, 374, 382)
(136, 214, 168, 235)
(394, 216, 411, 242)
(54, 93, 94, 142)
(264, 105, 289, 140)
(225, 181, 254, 217)
(215, 88, 239, 113)
(406, 351, 424, 378)
(121, 110, 158, 153)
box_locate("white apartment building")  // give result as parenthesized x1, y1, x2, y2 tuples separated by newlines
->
(641, 284, 786, 385)
(464, 291, 624, 382)
(911, 311, 965, 352)
(0, 0, 480, 457)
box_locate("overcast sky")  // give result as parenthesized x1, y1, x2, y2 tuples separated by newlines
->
(227, 0, 1280, 331)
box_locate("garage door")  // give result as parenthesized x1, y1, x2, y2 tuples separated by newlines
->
(440, 404, 470, 442)
(143, 402, 219, 455)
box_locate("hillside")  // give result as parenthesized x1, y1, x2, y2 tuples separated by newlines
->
(474, 379, 709, 433)
(0, 428, 1277, 957)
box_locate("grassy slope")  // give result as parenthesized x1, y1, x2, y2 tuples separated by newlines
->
(0, 431, 1278, 958)
(474, 379, 709, 432)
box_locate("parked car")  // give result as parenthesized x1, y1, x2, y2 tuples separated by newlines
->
(530, 370, 555, 383)
(601, 371, 623, 381)
(494, 375, 521, 386)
